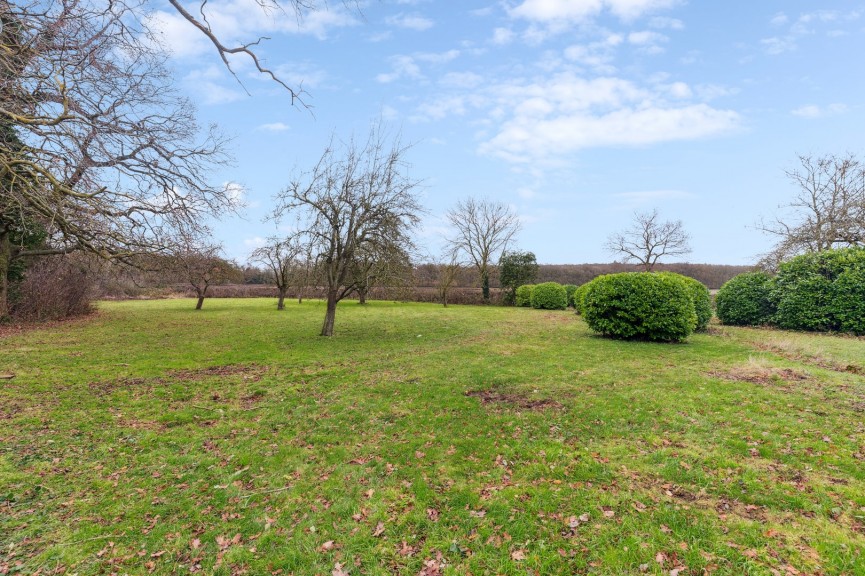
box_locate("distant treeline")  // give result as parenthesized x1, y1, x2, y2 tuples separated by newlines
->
(533, 263, 753, 290)
(413, 262, 752, 291)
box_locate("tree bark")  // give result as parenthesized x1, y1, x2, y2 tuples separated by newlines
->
(0, 230, 10, 320)
(195, 288, 205, 310)
(277, 289, 286, 310)
(358, 288, 367, 305)
(320, 289, 338, 336)
(481, 270, 490, 303)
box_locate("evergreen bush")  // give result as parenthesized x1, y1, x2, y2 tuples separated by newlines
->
(715, 272, 774, 326)
(530, 282, 567, 310)
(583, 273, 697, 342)
(515, 284, 534, 307)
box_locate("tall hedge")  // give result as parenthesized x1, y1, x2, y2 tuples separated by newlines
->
(771, 247, 865, 333)
(715, 271, 774, 326)
(583, 272, 697, 342)
(530, 282, 567, 310)
(515, 284, 534, 307)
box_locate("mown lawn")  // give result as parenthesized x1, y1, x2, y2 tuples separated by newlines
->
(1, 298, 864, 575)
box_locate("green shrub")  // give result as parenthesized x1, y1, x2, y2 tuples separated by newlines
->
(583, 273, 697, 342)
(662, 273, 712, 331)
(515, 284, 534, 307)
(715, 271, 774, 326)
(771, 247, 865, 333)
(832, 267, 865, 335)
(530, 282, 567, 310)
(564, 284, 578, 308)
(572, 283, 590, 315)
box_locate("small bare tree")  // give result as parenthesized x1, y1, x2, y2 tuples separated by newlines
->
(435, 249, 461, 307)
(605, 209, 691, 271)
(758, 153, 865, 269)
(250, 235, 306, 310)
(446, 198, 521, 303)
(170, 237, 240, 310)
(273, 125, 423, 336)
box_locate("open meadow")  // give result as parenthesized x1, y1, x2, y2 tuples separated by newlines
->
(1, 299, 864, 575)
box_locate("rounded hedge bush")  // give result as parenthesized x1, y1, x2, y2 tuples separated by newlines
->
(582, 272, 697, 342)
(662, 273, 712, 331)
(771, 247, 865, 333)
(572, 283, 590, 315)
(715, 271, 774, 326)
(563, 284, 578, 308)
(530, 282, 567, 310)
(515, 284, 534, 307)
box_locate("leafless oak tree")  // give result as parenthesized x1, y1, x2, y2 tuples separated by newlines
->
(171, 239, 241, 310)
(446, 198, 521, 303)
(0, 0, 238, 317)
(249, 235, 306, 310)
(434, 248, 461, 307)
(605, 209, 691, 271)
(757, 153, 865, 269)
(273, 126, 423, 336)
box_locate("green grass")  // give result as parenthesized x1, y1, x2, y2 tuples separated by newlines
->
(1, 298, 864, 575)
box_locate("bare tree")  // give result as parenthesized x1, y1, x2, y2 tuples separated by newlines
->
(605, 209, 691, 271)
(174, 247, 239, 309)
(0, 0, 237, 318)
(249, 235, 306, 310)
(349, 242, 413, 305)
(757, 153, 865, 269)
(273, 125, 423, 336)
(434, 249, 461, 307)
(446, 198, 521, 303)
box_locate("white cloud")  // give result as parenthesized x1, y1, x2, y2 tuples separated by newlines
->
(761, 9, 862, 55)
(648, 16, 684, 29)
(407, 73, 741, 165)
(258, 122, 291, 132)
(628, 30, 667, 45)
(509, 0, 679, 23)
(440, 72, 484, 89)
(386, 13, 435, 31)
(376, 50, 460, 83)
(492, 27, 516, 45)
(224, 182, 248, 208)
(791, 103, 849, 119)
(244, 236, 267, 248)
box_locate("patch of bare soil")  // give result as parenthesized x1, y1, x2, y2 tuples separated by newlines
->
(465, 389, 562, 411)
(89, 364, 267, 394)
(708, 363, 811, 386)
(168, 364, 268, 382)
(752, 342, 864, 375)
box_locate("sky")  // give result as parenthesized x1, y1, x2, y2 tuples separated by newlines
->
(148, 0, 865, 265)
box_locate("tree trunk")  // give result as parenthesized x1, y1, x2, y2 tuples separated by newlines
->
(358, 287, 367, 305)
(195, 287, 205, 310)
(481, 270, 490, 303)
(0, 230, 10, 320)
(320, 289, 338, 336)
(277, 289, 286, 310)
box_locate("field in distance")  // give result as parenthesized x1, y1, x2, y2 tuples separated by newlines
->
(1, 299, 863, 575)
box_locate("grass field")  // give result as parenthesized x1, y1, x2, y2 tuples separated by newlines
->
(1, 299, 864, 575)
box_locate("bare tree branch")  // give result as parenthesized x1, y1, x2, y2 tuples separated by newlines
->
(605, 208, 691, 271)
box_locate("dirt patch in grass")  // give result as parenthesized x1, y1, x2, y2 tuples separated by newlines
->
(89, 364, 268, 395)
(168, 364, 268, 382)
(751, 342, 864, 375)
(708, 359, 811, 386)
(465, 389, 563, 410)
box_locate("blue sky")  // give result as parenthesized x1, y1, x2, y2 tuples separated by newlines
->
(149, 0, 865, 265)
